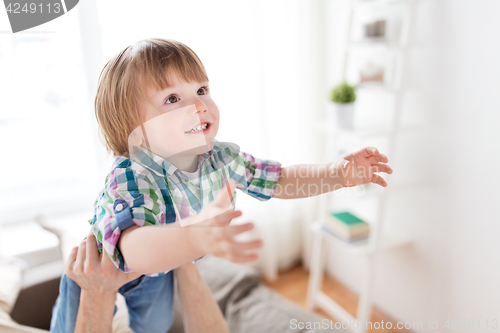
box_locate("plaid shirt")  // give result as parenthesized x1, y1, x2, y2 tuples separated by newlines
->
(89, 141, 282, 276)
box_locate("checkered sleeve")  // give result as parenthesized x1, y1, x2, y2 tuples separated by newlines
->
(219, 143, 282, 201)
(91, 159, 165, 273)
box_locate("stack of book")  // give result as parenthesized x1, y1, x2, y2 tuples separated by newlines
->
(322, 211, 370, 242)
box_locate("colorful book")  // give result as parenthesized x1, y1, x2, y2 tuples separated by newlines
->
(321, 225, 369, 243)
(323, 211, 370, 241)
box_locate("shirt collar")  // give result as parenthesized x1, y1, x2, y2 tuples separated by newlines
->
(130, 145, 216, 179)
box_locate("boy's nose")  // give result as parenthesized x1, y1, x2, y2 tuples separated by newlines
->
(193, 99, 208, 114)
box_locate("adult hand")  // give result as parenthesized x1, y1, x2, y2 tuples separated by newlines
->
(65, 231, 142, 295)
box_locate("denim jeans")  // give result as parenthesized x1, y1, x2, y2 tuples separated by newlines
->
(50, 272, 174, 333)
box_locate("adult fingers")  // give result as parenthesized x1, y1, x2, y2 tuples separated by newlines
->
(74, 241, 87, 272)
(101, 248, 120, 272)
(100, 249, 142, 282)
(101, 248, 121, 271)
(85, 233, 99, 264)
(371, 163, 393, 174)
(65, 246, 78, 275)
(371, 174, 388, 187)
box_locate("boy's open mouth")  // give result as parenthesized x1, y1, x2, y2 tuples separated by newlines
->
(185, 122, 211, 134)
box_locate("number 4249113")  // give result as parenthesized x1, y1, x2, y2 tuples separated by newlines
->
(6, 2, 62, 14)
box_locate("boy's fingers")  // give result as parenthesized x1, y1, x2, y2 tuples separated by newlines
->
(372, 163, 393, 174)
(371, 174, 388, 187)
(358, 147, 389, 162)
(367, 155, 388, 164)
(212, 180, 237, 208)
(358, 147, 379, 158)
(224, 222, 254, 237)
(227, 253, 259, 263)
(205, 209, 242, 226)
(232, 239, 263, 252)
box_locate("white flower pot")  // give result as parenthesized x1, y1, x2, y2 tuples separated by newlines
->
(329, 102, 355, 130)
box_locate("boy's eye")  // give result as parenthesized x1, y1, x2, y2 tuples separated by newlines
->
(197, 86, 209, 95)
(165, 95, 179, 104)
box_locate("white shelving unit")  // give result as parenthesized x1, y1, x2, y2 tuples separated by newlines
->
(306, 0, 417, 331)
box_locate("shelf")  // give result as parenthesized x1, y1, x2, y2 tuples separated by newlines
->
(313, 121, 421, 139)
(357, 82, 398, 93)
(311, 222, 411, 256)
(348, 40, 404, 51)
(313, 122, 392, 138)
(353, 0, 418, 7)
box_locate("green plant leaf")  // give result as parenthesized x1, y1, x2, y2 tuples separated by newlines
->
(330, 82, 356, 104)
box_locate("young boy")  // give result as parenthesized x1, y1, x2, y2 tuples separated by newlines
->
(51, 38, 392, 333)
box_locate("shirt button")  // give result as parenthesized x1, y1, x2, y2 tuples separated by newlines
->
(115, 203, 124, 212)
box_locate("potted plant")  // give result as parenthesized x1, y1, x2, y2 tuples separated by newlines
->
(329, 82, 356, 130)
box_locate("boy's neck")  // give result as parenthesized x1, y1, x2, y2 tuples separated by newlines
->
(168, 153, 199, 173)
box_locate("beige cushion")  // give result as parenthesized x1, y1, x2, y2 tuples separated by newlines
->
(0, 263, 23, 314)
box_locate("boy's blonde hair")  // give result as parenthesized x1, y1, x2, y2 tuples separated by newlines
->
(95, 38, 208, 157)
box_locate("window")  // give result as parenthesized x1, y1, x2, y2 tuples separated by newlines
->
(0, 15, 100, 224)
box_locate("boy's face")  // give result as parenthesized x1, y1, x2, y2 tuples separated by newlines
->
(134, 73, 220, 159)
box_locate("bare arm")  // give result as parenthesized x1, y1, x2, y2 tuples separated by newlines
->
(273, 163, 341, 199)
(66, 233, 141, 333)
(76, 290, 117, 333)
(119, 181, 262, 275)
(273, 147, 393, 199)
(119, 220, 202, 275)
(176, 263, 229, 333)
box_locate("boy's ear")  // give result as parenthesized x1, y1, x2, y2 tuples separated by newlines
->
(128, 127, 143, 147)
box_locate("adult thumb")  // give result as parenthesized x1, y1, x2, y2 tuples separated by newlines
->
(212, 179, 237, 208)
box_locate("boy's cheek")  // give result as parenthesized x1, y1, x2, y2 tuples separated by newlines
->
(138, 104, 209, 157)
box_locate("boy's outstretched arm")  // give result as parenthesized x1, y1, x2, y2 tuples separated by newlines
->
(118, 181, 262, 275)
(273, 147, 393, 199)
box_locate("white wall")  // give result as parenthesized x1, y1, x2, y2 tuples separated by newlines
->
(319, 0, 500, 331)
(431, 0, 500, 329)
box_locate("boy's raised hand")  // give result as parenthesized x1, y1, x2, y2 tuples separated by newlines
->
(334, 147, 393, 188)
(188, 180, 262, 263)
